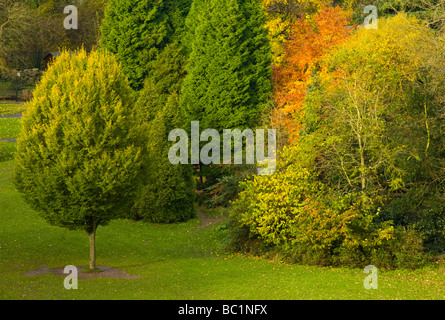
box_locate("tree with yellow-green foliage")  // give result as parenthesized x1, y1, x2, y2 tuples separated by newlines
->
(311, 12, 445, 257)
(231, 13, 445, 268)
(13, 49, 148, 270)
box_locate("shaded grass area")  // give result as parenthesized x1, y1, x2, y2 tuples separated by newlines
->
(1, 160, 445, 300)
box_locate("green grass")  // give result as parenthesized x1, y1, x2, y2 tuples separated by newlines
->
(1, 159, 445, 300)
(0, 117, 21, 139)
(0, 116, 20, 162)
(0, 103, 26, 116)
(0, 141, 16, 162)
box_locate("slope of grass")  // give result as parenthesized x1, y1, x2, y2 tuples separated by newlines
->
(1, 159, 445, 300)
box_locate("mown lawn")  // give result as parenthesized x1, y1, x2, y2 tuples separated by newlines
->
(0, 113, 21, 162)
(0, 141, 16, 162)
(0, 103, 26, 116)
(0, 117, 22, 139)
(0, 158, 445, 300)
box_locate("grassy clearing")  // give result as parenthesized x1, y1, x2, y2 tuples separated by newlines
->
(0, 159, 445, 300)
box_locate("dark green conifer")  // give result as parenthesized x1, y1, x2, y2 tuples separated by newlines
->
(181, 0, 273, 131)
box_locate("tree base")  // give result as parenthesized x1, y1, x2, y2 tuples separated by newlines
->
(81, 267, 102, 273)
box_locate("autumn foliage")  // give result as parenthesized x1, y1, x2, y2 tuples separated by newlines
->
(232, 11, 445, 268)
(271, 6, 353, 143)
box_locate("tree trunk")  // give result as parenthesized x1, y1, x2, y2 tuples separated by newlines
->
(88, 220, 97, 270)
(199, 163, 203, 184)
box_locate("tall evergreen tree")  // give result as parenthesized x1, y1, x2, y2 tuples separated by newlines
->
(134, 41, 195, 223)
(136, 40, 187, 123)
(100, 0, 172, 90)
(181, 0, 273, 132)
(133, 93, 196, 223)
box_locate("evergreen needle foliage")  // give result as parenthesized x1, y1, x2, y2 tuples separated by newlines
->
(13, 49, 148, 269)
(181, 0, 273, 131)
(100, 0, 173, 90)
(134, 41, 196, 223)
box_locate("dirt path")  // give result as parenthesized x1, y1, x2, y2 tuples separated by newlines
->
(196, 211, 223, 229)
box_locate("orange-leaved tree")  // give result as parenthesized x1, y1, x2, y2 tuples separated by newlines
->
(271, 5, 353, 144)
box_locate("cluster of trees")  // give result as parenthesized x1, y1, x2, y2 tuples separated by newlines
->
(12, 0, 445, 269)
(14, 0, 272, 269)
(0, 0, 107, 71)
(232, 2, 445, 268)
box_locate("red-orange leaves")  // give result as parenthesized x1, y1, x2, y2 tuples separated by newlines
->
(272, 6, 353, 144)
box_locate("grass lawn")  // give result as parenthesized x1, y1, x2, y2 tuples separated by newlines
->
(0, 115, 20, 162)
(0, 103, 27, 116)
(0, 117, 22, 139)
(1, 158, 445, 300)
(0, 141, 16, 162)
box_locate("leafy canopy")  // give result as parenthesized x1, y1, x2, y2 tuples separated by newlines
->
(14, 49, 147, 232)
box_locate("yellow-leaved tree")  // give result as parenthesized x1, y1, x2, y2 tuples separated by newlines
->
(261, 0, 336, 65)
(231, 13, 443, 268)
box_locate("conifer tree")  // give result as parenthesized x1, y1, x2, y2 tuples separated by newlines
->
(100, 0, 192, 90)
(181, 0, 272, 131)
(134, 41, 195, 223)
(134, 93, 196, 223)
(100, 0, 172, 90)
(13, 49, 147, 270)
